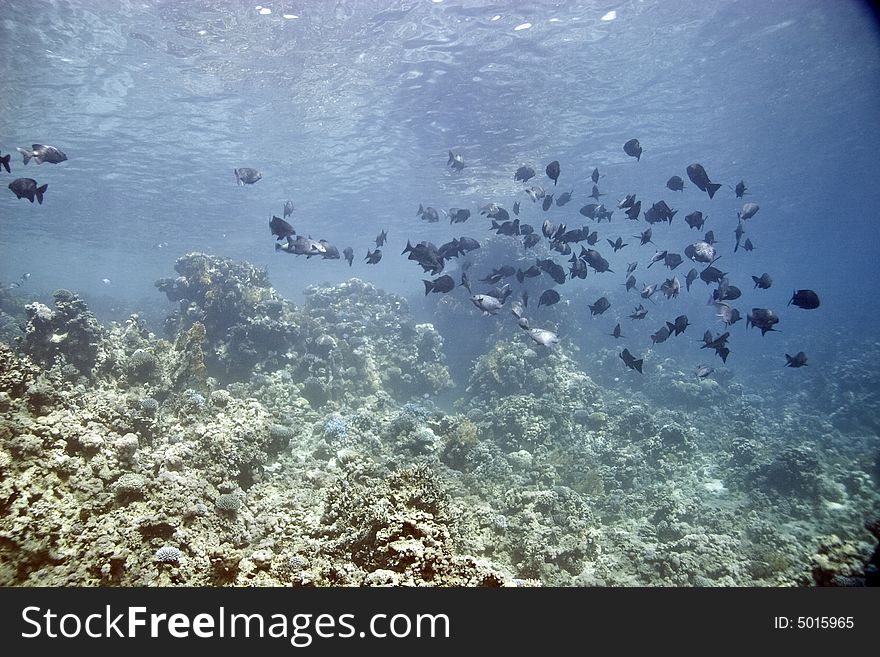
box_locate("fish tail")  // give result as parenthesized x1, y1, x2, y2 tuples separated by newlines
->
(423, 280, 433, 296)
(0, 154, 9, 173)
(275, 242, 282, 252)
(634, 359, 643, 373)
(447, 151, 454, 165)
(706, 182, 722, 199)
(35, 184, 47, 204)
(16, 147, 31, 165)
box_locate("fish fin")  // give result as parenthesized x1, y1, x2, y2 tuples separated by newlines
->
(0, 154, 9, 173)
(706, 182, 722, 199)
(35, 184, 47, 204)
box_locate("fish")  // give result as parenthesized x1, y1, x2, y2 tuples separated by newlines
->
(8, 272, 30, 289)
(424, 275, 455, 295)
(667, 314, 689, 336)
(625, 200, 642, 221)
(607, 237, 628, 252)
(491, 218, 520, 236)
(569, 256, 588, 280)
(715, 303, 742, 327)
(647, 250, 667, 268)
(365, 249, 383, 264)
(743, 238, 755, 252)
(523, 234, 541, 249)
(734, 221, 746, 253)
(713, 279, 742, 302)
(640, 283, 658, 300)
(269, 215, 295, 241)
(703, 230, 717, 245)
(17, 144, 67, 165)
(0, 152, 10, 173)
(789, 289, 820, 309)
(636, 228, 654, 246)
(343, 247, 354, 267)
(699, 266, 727, 285)
(537, 259, 567, 285)
(735, 180, 747, 198)
(513, 201, 521, 216)
(623, 139, 642, 161)
(276, 236, 326, 257)
(589, 296, 611, 316)
(283, 200, 294, 218)
(746, 308, 780, 335)
(685, 268, 698, 292)
(785, 351, 808, 368)
(752, 273, 772, 289)
(542, 194, 554, 211)
(684, 211, 706, 231)
(661, 277, 680, 299)
(644, 200, 677, 224)
(538, 289, 561, 307)
(664, 253, 683, 270)
(626, 262, 638, 276)
(510, 300, 525, 319)
(8, 178, 47, 203)
(619, 348, 643, 373)
(417, 204, 440, 223)
(738, 203, 760, 220)
(580, 248, 613, 273)
(596, 205, 614, 223)
(589, 185, 604, 200)
(695, 365, 714, 379)
(610, 323, 623, 339)
(525, 186, 546, 202)
(666, 176, 685, 192)
(546, 160, 560, 186)
(686, 163, 722, 199)
(618, 194, 636, 209)
(457, 236, 481, 254)
(591, 168, 602, 184)
(700, 330, 731, 363)
(318, 240, 340, 259)
(520, 223, 535, 235)
(515, 166, 536, 182)
(448, 208, 471, 224)
(579, 203, 600, 220)
(471, 294, 504, 315)
(234, 167, 261, 185)
(447, 150, 465, 171)
(551, 241, 572, 256)
(629, 304, 648, 320)
(528, 328, 560, 347)
(651, 325, 671, 344)
(376, 229, 388, 247)
(623, 274, 637, 292)
(685, 241, 716, 264)
(460, 272, 472, 293)
(585, 230, 600, 245)
(516, 265, 542, 283)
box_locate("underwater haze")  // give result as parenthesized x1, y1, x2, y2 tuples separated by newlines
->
(0, 0, 879, 587)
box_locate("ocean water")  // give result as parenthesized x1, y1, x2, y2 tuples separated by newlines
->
(1, 0, 880, 586)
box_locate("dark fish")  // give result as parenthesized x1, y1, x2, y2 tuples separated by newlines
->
(738, 203, 760, 220)
(715, 303, 742, 327)
(581, 248, 613, 273)
(424, 275, 455, 295)
(546, 160, 561, 186)
(589, 185, 604, 200)
(664, 252, 683, 270)
(365, 249, 383, 264)
(635, 228, 653, 246)
(789, 289, 820, 310)
(661, 276, 680, 299)
(618, 194, 636, 209)
(623, 274, 637, 292)
(283, 200, 294, 218)
(538, 289, 561, 307)
(551, 241, 572, 256)
(516, 265, 541, 283)
(585, 230, 600, 246)
(667, 314, 689, 336)
(743, 238, 755, 252)
(626, 262, 638, 276)
(596, 204, 614, 223)
(319, 240, 340, 259)
(457, 236, 481, 253)
(480, 203, 508, 219)
(651, 325, 671, 344)
(700, 330, 731, 363)
(785, 351, 808, 368)
(540, 259, 567, 285)
(623, 139, 642, 161)
(629, 304, 648, 320)
(686, 163, 722, 199)
(234, 167, 261, 185)
(0, 152, 9, 173)
(589, 296, 611, 316)
(695, 365, 715, 379)
(591, 168, 602, 184)
(620, 348, 643, 373)
(735, 180, 747, 198)
(460, 271, 472, 293)
(542, 193, 554, 211)
(685, 268, 698, 292)
(558, 228, 585, 243)
(569, 255, 588, 280)
(519, 222, 534, 235)
(513, 201, 520, 216)
(699, 265, 727, 284)
(625, 200, 642, 221)
(610, 323, 623, 339)
(666, 176, 685, 192)
(491, 218, 520, 235)
(269, 215, 295, 241)
(647, 250, 667, 268)
(376, 229, 388, 247)
(746, 308, 780, 335)
(17, 144, 67, 165)
(514, 166, 536, 182)
(644, 200, 677, 224)
(713, 278, 742, 302)
(417, 204, 440, 222)
(343, 246, 354, 267)
(734, 221, 746, 253)
(607, 237, 628, 252)
(579, 203, 600, 220)
(703, 230, 717, 245)
(752, 273, 772, 289)
(523, 234, 541, 248)
(447, 150, 465, 171)
(684, 211, 706, 231)
(438, 239, 461, 260)
(8, 178, 47, 203)
(448, 208, 471, 224)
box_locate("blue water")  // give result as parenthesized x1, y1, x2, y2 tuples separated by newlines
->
(1, 0, 879, 388)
